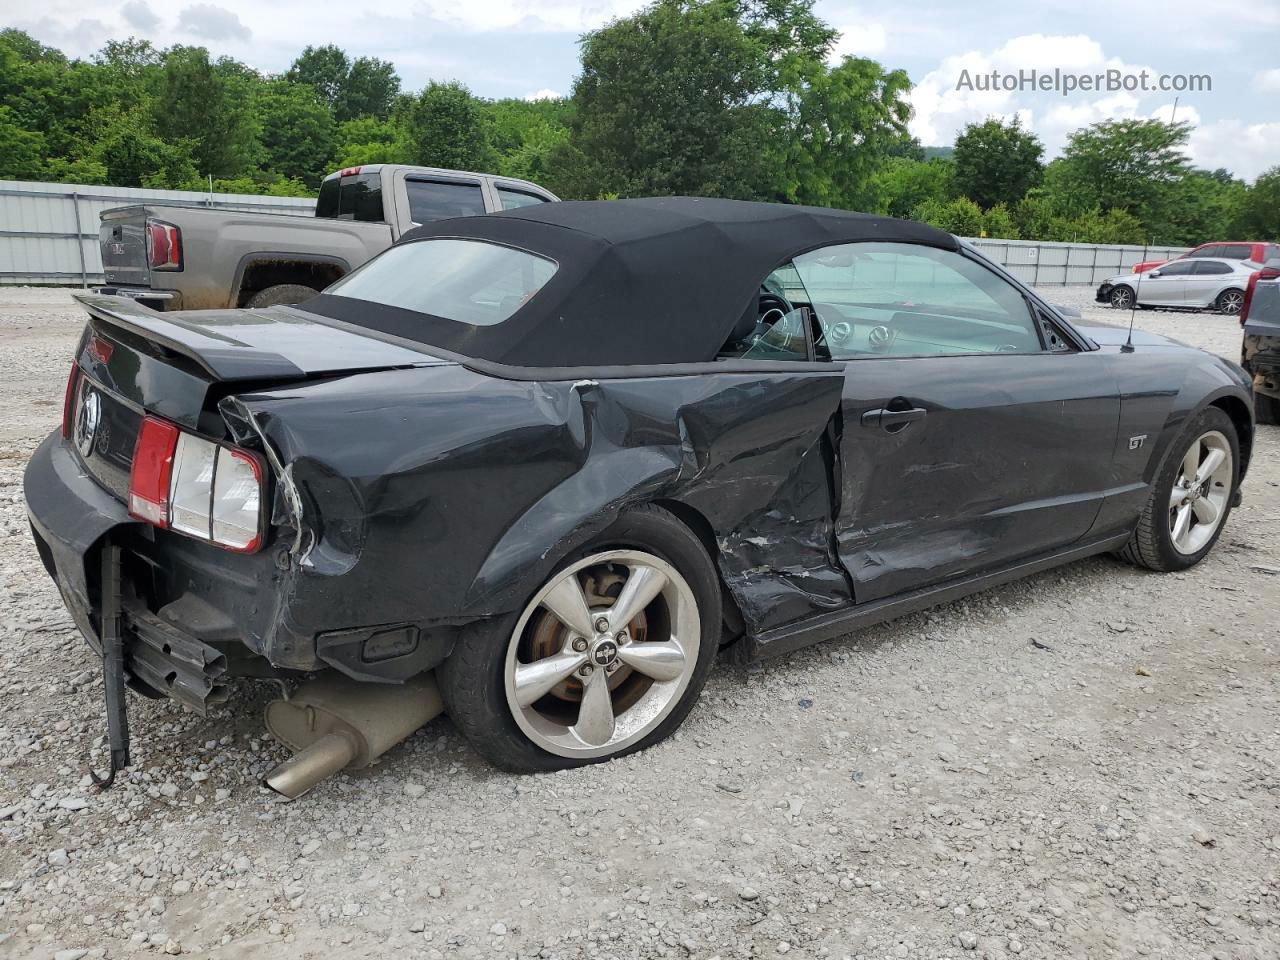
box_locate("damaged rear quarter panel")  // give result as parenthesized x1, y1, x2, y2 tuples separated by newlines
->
(230, 363, 849, 654)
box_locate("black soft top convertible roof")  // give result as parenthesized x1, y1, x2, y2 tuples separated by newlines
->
(303, 196, 959, 368)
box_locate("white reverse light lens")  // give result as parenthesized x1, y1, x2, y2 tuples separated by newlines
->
(212, 447, 262, 551)
(169, 432, 217, 538)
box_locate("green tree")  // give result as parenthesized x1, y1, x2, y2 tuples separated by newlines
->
(286, 45, 350, 108)
(952, 116, 1043, 210)
(782, 56, 912, 209)
(981, 202, 1018, 239)
(1235, 166, 1280, 239)
(872, 158, 953, 219)
(337, 57, 400, 122)
(0, 106, 46, 179)
(912, 196, 983, 236)
(1055, 119, 1190, 219)
(152, 46, 257, 178)
(257, 81, 335, 185)
(568, 0, 784, 199)
(334, 116, 412, 166)
(486, 98, 573, 186)
(405, 81, 493, 171)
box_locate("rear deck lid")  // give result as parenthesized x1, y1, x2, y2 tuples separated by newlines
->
(75, 293, 453, 382)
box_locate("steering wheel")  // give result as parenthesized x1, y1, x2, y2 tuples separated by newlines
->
(757, 291, 793, 317)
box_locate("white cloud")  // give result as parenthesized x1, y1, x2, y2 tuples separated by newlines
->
(176, 3, 250, 42)
(908, 33, 1156, 153)
(828, 23, 887, 62)
(1184, 118, 1280, 181)
(523, 88, 561, 101)
(120, 0, 160, 32)
(1257, 68, 1280, 92)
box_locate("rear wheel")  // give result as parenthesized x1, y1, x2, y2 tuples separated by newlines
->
(1110, 285, 1135, 310)
(1116, 407, 1238, 571)
(439, 505, 720, 772)
(1215, 289, 1245, 315)
(245, 283, 317, 308)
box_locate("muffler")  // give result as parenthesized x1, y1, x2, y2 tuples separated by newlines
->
(263, 673, 443, 799)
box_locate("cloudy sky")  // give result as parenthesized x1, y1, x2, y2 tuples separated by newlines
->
(7, 0, 1279, 179)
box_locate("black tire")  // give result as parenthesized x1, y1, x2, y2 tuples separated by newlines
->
(1214, 288, 1245, 316)
(245, 284, 317, 308)
(1110, 285, 1135, 310)
(1256, 390, 1280, 426)
(439, 504, 722, 772)
(1115, 406, 1239, 572)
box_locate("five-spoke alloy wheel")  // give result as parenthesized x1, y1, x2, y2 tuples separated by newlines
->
(439, 504, 720, 772)
(1167, 430, 1232, 555)
(504, 550, 700, 759)
(1116, 406, 1239, 572)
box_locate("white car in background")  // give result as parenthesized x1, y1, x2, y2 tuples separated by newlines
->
(1097, 257, 1255, 316)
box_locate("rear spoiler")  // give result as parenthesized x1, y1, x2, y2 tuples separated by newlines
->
(74, 293, 305, 382)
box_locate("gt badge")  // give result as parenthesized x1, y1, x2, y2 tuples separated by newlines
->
(1128, 434, 1147, 450)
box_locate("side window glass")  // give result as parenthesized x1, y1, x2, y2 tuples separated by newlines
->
(718, 262, 812, 362)
(1157, 261, 1193, 276)
(792, 242, 1043, 359)
(1221, 245, 1250, 260)
(497, 188, 549, 210)
(406, 180, 487, 223)
(1187, 246, 1218, 258)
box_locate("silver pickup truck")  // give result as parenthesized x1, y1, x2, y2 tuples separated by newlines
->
(95, 165, 558, 310)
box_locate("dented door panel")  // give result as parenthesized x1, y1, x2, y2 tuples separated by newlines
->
(834, 352, 1121, 602)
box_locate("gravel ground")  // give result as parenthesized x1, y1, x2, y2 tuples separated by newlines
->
(1, 286, 1277, 960)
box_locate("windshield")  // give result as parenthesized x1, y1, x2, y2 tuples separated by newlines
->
(326, 239, 557, 327)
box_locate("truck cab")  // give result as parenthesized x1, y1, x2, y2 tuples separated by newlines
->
(96, 165, 557, 311)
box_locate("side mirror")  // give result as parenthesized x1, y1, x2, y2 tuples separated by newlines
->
(1149, 270, 1162, 278)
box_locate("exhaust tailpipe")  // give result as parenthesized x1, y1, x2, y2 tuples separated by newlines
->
(263, 673, 443, 800)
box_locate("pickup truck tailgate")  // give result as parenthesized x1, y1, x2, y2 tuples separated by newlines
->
(99, 207, 151, 286)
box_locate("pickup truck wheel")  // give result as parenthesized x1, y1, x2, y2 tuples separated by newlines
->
(438, 504, 721, 773)
(246, 284, 317, 308)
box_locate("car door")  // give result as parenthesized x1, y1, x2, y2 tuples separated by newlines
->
(1135, 259, 1193, 305)
(1186, 260, 1233, 307)
(791, 242, 1121, 603)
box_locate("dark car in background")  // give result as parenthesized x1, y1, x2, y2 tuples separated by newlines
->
(27, 198, 1254, 791)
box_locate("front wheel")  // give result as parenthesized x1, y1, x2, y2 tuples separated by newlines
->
(1110, 285, 1135, 310)
(1115, 407, 1238, 571)
(439, 505, 721, 772)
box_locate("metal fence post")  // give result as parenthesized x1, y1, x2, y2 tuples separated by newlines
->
(71, 190, 88, 288)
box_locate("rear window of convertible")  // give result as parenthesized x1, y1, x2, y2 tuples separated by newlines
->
(326, 238, 557, 327)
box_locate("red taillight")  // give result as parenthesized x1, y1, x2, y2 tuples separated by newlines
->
(61, 364, 79, 439)
(128, 415, 180, 526)
(127, 415, 266, 552)
(145, 219, 181, 270)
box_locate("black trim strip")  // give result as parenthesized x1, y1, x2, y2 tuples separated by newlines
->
(742, 530, 1132, 662)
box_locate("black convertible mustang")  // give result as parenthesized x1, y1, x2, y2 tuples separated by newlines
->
(27, 198, 1254, 781)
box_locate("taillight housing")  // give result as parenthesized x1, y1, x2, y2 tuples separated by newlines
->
(1241, 266, 1280, 326)
(145, 218, 182, 271)
(128, 415, 265, 553)
(61, 363, 79, 439)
